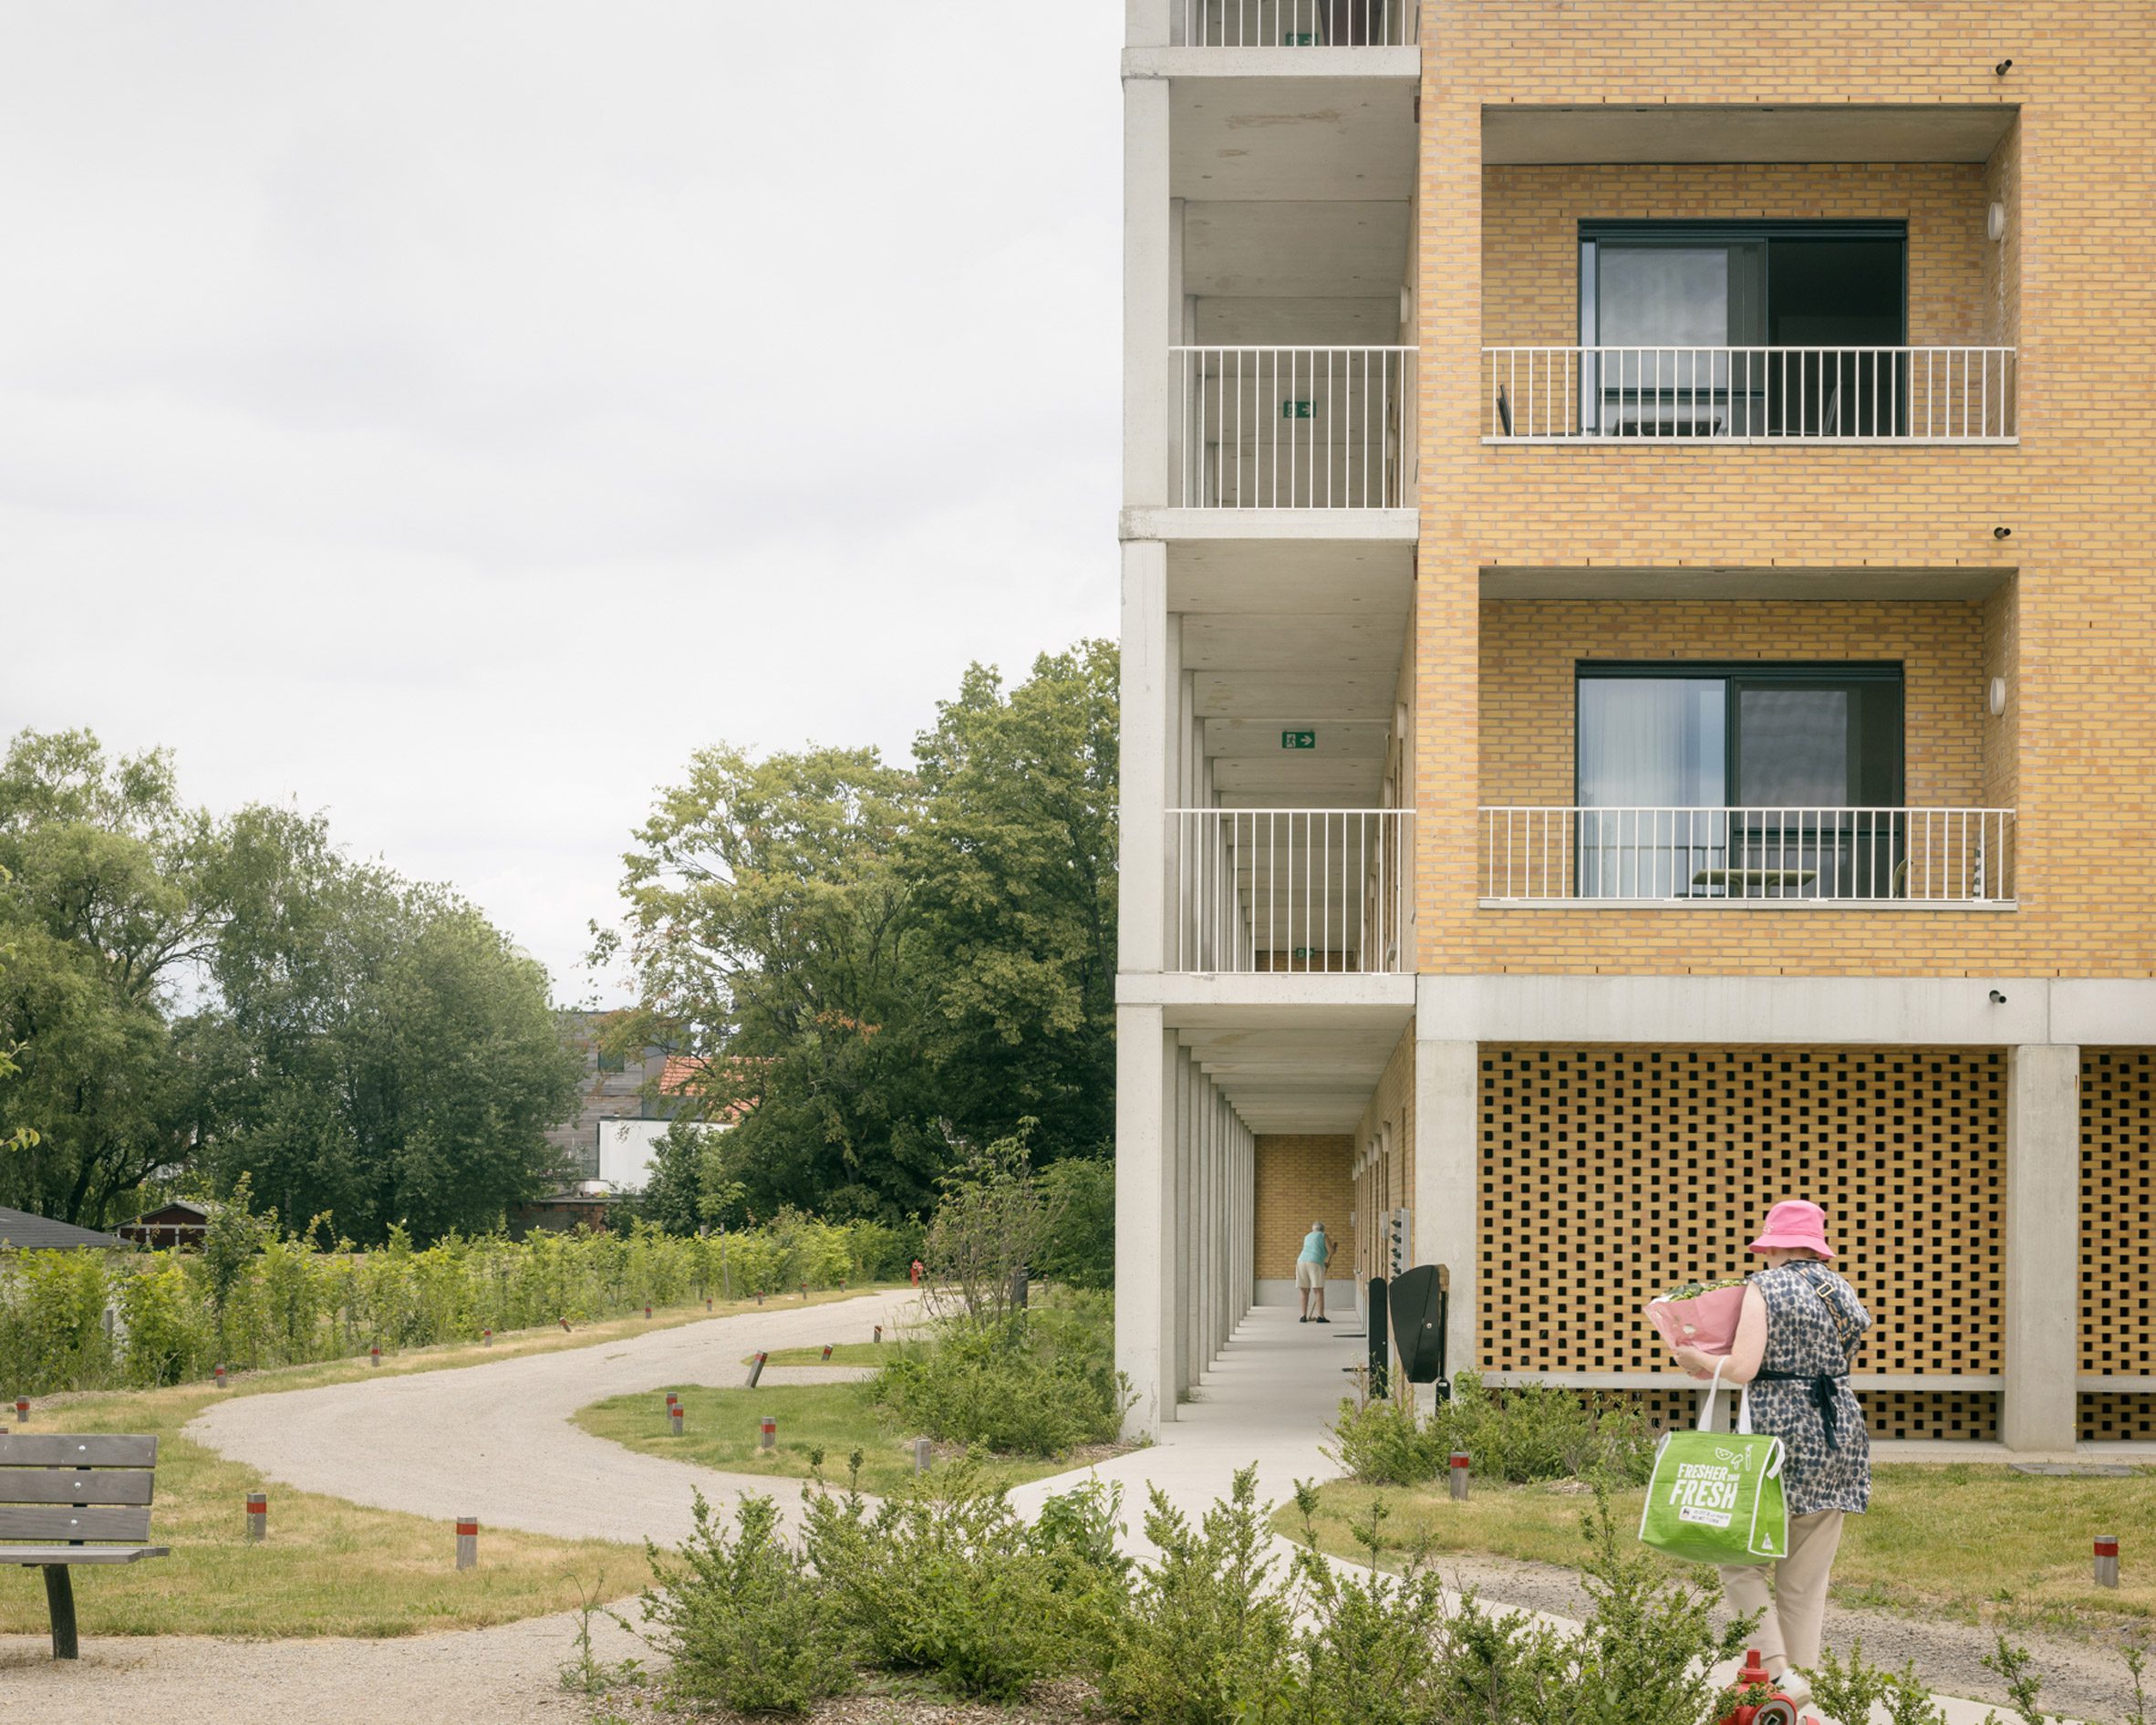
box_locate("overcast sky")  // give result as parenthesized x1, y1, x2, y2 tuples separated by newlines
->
(0, 3, 1123, 1004)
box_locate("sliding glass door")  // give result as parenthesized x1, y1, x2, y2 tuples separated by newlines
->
(1576, 664, 1903, 898)
(1580, 223, 1906, 436)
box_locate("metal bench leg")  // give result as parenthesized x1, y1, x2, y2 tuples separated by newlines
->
(43, 1565, 78, 1659)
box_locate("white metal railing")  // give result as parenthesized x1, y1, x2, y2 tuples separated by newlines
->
(1180, 0, 1418, 46)
(1176, 347, 1415, 508)
(1169, 808, 1414, 972)
(1478, 807, 2016, 905)
(1482, 347, 2017, 442)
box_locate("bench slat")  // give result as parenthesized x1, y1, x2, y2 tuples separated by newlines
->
(5, 1544, 169, 1565)
(0, 1504, 152, 1542)
(1, 1470, 153, 1507)
(0, 1434, 158, 1469)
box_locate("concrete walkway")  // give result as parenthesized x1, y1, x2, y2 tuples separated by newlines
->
(189, 1290, 913, 1544)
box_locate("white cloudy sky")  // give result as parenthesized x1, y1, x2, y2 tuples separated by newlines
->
(0, 3, 1122, 1003)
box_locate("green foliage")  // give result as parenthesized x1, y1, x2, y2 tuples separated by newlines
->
(0, 1214, 892, 1396)
(1286, 1483, 1462, 1725)
(604, 643, 1119, 1227)
(1092, 1466, 1297, 1725)
(872, 1291, 1128, 1456)
(1807, 1640, 1951, 1725)
(1036, 1154, 1114, 1290)
(643, 1491, 852, 1715)
(1328, 1371, 1653, 1488)
(803, 1470, 1106, 1700)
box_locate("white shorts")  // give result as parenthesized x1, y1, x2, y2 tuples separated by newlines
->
(1295, 1261, 1326, 1291)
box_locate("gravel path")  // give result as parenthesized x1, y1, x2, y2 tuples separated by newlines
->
(187, 1291, 914, 1544)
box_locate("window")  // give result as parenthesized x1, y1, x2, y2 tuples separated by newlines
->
(1575, 663, 1904, 898)
(595, 1045, 627, 1074)
(1579, 222, 1907, 435)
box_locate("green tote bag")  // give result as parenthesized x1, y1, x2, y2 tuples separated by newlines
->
(1638, 1361, 1788, 1564)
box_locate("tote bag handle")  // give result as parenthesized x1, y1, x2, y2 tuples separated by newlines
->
(1695, 1356, 1758, 1436)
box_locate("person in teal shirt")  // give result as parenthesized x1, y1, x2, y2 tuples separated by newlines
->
(1296, 1221, 1332, 1324)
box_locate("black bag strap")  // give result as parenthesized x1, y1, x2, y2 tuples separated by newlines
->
(1794, 1263, 1863, 1358)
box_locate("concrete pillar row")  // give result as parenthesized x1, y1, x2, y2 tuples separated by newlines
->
(1114, 1006, 1177, 1438)
(2003, 1043, 2081, 1453)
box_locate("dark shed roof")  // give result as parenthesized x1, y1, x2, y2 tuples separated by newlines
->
(0, 1206, 123, 1251)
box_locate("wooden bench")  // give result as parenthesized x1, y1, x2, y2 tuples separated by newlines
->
(2, 1430, 169, 1658)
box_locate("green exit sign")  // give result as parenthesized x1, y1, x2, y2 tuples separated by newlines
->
(1280, 400, 1313, 420)
(1281, 730, 1316, 750)
(1283, 31, 1318, 43)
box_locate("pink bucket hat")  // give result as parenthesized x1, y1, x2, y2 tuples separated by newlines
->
(1748, 1200, 1835, 1260)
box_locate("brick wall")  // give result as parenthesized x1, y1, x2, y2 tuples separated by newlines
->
(1414, 7, 2156, 981)
(1350, 1025, 1416, 1283)
(1254, 1136, 1354, 1279)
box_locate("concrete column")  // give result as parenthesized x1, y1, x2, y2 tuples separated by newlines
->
(1415, 1036, 1480, 1383)
(1189, 1062, 1208, 1383)
(1117, 543, 1170, 973)
(1174, 1046, 1196, 1398)
(2002, 1044, 2081, 1452)
(1115, 1006, 1178, 1437)
(1123, 77, 1172, 504)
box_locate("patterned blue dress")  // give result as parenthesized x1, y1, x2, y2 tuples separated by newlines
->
(1746, 1263, 1872, 1516)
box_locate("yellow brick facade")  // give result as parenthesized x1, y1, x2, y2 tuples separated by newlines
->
(1351, 1027, 1416, 1285)
(1252, 1136, 1354, 1281)
(1413, 8, 2156, 980)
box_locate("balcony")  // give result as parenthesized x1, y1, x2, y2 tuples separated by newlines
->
(1176, 346, 1414, 508)
(1483, 346, 2017, 444)
(1178, 0, 1418, 47)
(1168, 807, 1413, 972)
(1477, 806, 2016, 908)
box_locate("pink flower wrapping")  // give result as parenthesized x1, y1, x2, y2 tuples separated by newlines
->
(1644, 1283, 1747, 1356)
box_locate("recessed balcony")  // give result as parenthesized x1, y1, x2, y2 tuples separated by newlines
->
(1167, 807, 1414, 972)
(1477, 805, 2016, 907)
(1175, 345, 1415, 507)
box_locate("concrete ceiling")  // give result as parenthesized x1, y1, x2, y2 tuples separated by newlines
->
(1173, 78, 1417, 201)
(1183, 201, 1410, 298)
(1482, 103, 2017, 166)
(1172, 539, 1411, 808)
(1172, 1003, 1414, 1134)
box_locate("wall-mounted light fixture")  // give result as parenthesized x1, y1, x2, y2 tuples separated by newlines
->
(1989, 989, 2008, 1004)
(1988, 676, 2007, 717)
(1994, 525, 2013, 539)
(1988, 201, 2007, 243)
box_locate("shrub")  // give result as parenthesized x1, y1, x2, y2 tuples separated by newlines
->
(1036, 1155, 1114, 1291)
(803, 1469, 1104, 1700)
(1286, 1485, 1459, 1725)
(1092, 1465, 1297, 1725)
(872, 1290, 1128, 1455)
(643, 1490, 853, 1716)
(1327, 1371, 1653, 1488)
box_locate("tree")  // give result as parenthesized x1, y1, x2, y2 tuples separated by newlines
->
(606, 745, 945, 1220)
(907, 641, 1118, 1165)
(0, 732, 220, 1224)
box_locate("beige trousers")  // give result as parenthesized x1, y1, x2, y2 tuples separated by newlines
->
(1716, 1509, 1845, 1675)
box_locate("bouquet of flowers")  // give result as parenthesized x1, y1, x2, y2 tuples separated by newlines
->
(1644, 1275, 1749, 1356)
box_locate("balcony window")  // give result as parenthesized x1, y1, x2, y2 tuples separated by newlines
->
(1580, 222, 1904, 437)
(1575, 662, 1904, 899)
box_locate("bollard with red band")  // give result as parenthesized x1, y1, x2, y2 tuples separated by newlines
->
(754, 1291, 764, 1306)
(644, 1304, 652, 1319)
(482, 1328, 492, 1346)
(745, 1350, 767, 1388)
(1449, 1452, 1471, 1502)
(760, 1414, 777, 1451)
(456, 1516, 478, 1570)
(13, 1398, 26, 1426)
(369, 1345, 381, 1368)
(799, 1281, 807, 1300)
(2098, 1533, 2121, 1588)
(559, 1316, 572, 1332)
(874, 1325, 883, 1344)
(214, 1364, 227, 1390)
(670, 1403, 684, 1436)
(705, 1298, 713, 1313)
(821, 1344, 834, 1362)
(245, 1491, 267, 1543)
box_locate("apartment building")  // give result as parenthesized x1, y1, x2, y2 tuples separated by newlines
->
(1114, 1, 2156, 1450)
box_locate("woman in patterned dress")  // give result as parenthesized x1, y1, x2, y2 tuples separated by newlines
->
(1669, 1199, 1872, 1699)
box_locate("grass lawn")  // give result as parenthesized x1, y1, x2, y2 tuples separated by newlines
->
(575, 1379, 1113, 1497)
(750, 1341, 893, 1366)
(0, 1287, 887, 1639)
(1288, 1464, 2156, 1638)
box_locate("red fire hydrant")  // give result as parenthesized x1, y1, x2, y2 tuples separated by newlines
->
(1715, 1650, 1805, 1725)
